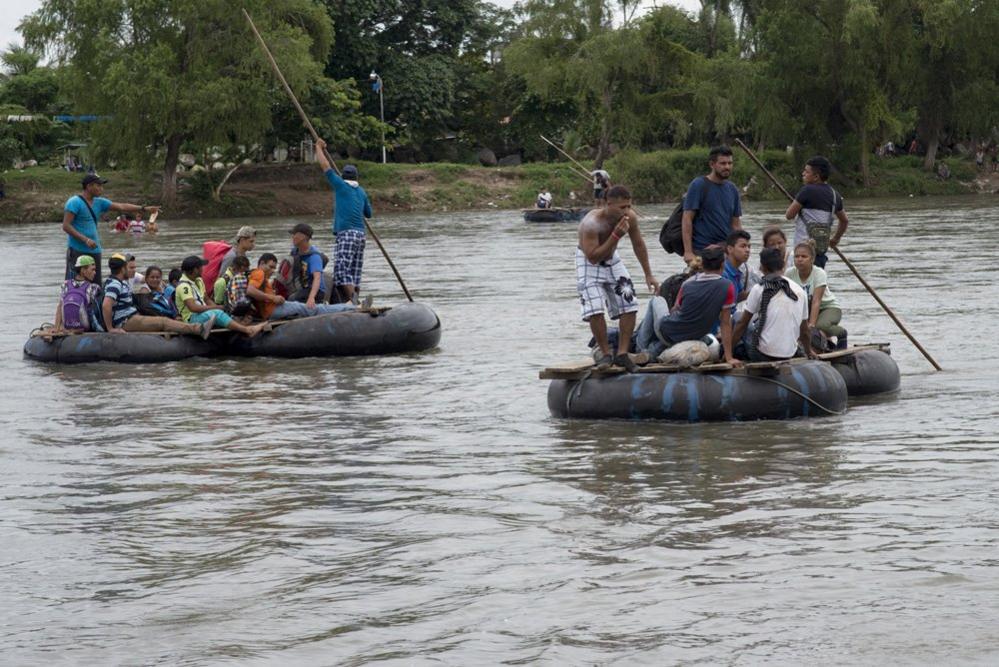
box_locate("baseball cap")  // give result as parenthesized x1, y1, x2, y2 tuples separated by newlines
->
(342, 164, 359, 179)
(74, 255, 96, 269)
(235, 225, 256, 240)
(181, 255, 209, 272)
(287, 222, 314, 238)
(82, 174, 108, 187)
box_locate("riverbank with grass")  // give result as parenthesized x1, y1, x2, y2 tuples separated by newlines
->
(0, 150, 991, 225)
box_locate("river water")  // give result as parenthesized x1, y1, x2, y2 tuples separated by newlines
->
(2, 197, 997, 664)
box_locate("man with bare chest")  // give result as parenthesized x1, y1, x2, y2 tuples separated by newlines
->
(576, 185, 659, 371)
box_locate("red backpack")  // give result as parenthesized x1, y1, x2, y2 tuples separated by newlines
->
(201, 240, 232, 291)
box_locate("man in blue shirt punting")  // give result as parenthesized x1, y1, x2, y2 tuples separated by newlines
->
(61, 173, 159, 284)
(681, 145, 743, 266)
(315, 138, 373, 304)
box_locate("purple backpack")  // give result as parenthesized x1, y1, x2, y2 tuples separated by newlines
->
(61, 280, 92, 331)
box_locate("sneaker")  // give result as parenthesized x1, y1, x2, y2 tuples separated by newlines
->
(594, 354, 613, 370)
(199, 314, 216, 340)
(351, 292, 360, 306)
(835, 333, 848, 350)
(613, 353, 638, 373)
(361, 294, 374, 310)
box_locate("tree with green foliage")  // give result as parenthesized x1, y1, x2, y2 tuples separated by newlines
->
(21, 0, 364, 204)
(321, 0, 510, 157)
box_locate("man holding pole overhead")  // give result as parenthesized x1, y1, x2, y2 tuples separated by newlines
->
(315, 138, 372, 304)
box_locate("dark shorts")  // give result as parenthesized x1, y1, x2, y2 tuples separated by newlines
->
(66, 247, 102, 284)
(593, 188, 605, 200)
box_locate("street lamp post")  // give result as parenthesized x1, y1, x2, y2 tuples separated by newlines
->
(369, 71, 386, 164)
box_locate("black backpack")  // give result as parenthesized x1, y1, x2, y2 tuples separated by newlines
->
(659, 176, 708, 257)
(659, 271, 692, 310)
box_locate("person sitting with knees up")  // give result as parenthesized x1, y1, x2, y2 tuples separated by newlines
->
(222, 255, 253, 318)
(635, 245, 741, 367)
(102, 254, 213, 338)
(175, 255, 270, 338)
(785, 240, 848, 350)
(247, 253, 356, 321)
(733, 247, 815, 362)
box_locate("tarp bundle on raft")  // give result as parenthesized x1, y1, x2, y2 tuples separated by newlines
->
(23, 302, 442, 364)
(542, 346, 899, 422)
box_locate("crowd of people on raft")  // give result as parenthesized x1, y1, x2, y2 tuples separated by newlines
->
(576, 146, 850, 372)
(48, 137, 374, 339)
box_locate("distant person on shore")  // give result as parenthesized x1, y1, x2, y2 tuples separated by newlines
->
(591, 168, 610, 207)
(733, 248, 814, 362)
(0, 175, 5, 200)
(783, 156, 848, 269)
(976, 147, 985, 170)
(576, 184, 658, 372)
(315, 138, 372, 304)
(62, 173, 158, 284)
(681, 146, 743, 265)
(536, 187, 553, 209)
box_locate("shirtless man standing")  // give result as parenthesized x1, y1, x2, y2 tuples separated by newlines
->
(576, 185, 658, 371)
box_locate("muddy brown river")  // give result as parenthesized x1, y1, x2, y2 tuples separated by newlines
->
(2, 196, 997, 663)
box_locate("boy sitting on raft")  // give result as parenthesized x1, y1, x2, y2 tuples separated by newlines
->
(635, 245, 742, 367)
(175, 255, 270, 337)
(51, 255, 103, 334)
(576, 184, 658, 372)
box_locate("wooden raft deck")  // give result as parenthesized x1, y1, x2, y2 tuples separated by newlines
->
(539, 343, 891, 381)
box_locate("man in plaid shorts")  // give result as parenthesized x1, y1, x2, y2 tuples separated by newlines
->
(577, 185, 659, 372)
(316, 138, 372, 304)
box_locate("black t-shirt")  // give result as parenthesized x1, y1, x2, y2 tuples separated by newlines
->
(795, 183, 843, 213)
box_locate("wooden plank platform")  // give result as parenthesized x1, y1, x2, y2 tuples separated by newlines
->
(539, 343, 890, 380)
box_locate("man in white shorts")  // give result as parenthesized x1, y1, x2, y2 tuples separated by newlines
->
(576, 185, 658, 371)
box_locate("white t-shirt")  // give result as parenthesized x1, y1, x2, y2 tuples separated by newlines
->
(744, 278, 809, 358)
(785, 265, 839, 310)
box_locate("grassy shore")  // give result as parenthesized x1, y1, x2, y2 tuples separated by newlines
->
(0, 150, 986, 224)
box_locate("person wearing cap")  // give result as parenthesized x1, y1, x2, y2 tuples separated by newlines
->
(61, 173, 160, 284)
(102, 253, 213, 338)
(286, 222, 327, 307)
(175, 255, 270, 338)
(51, 254, 102, 333)
(247, 253, 356, 320)
(635, 245, 741, 367)
(315, 138, 372, 304)
(216, 225, 257, 282)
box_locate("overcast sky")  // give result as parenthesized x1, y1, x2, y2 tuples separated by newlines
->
(1, 0, 702, 54)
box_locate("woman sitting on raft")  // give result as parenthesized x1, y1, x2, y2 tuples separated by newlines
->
(749, 226, 790, 288)
(785, 240, 848, 349)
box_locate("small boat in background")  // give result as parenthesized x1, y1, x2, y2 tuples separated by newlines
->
(522, 207, 591, 223)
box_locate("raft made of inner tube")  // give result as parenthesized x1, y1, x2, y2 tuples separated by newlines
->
(545, 359, 848, 422)
(24, 302, 442, 364)
(23, 329, 216, 364)
(828, 347, 900, 396)
(227, 301, 441, 358)
(522, 207, 591, 223)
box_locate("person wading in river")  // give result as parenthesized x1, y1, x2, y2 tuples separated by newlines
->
(576, 185, 658, 372)
(61, 174, 159, 285)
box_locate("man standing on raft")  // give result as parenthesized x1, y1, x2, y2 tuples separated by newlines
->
(576, 185, 658, 372)
(315, 138, 372, 304)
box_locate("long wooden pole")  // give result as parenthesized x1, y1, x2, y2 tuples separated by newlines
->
(734, 138, 942, 371)
(243, 9, 414, 302)
(539, 134, 647, 217)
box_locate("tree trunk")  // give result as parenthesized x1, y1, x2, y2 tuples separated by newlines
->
(859, 125, 871, 188)
(161, 134, 183, 205)
(593, 89, 612, 169)
(212, 163, 242, 202)
(923, 131, 939, 171)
